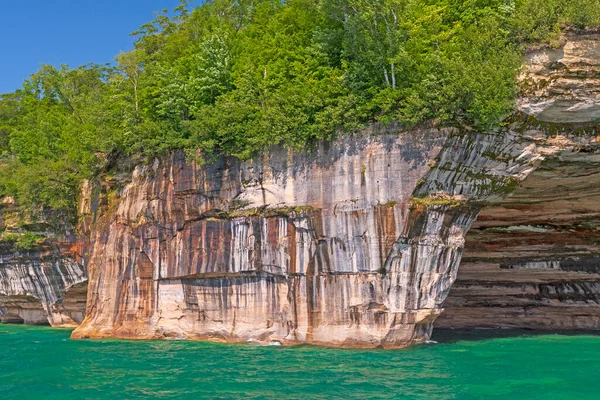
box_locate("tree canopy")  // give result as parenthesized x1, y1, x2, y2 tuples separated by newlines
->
(0, 0, 599, 227)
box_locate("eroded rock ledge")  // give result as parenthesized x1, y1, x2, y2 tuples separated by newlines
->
(437, 137, 600, 330)
(69, 125, 556, 348)
(0, 242, 87, 327)
(437, 30, 600, 332)
(2, 31, 599, 347)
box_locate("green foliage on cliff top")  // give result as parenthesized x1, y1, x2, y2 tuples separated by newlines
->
(0, 0, 599, 223)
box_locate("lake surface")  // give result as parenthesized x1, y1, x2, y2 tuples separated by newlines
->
(1, 325, 599, 399)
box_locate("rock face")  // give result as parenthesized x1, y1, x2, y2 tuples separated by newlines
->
(0, 243, 87, 327)
(518, 31, 600, 123)
(70, 126, 554, 347)
(3, 31, 599, 346)
(436, 145, 600, 330)
(437, 31, 600, 331)
(0, 195, 88, 327)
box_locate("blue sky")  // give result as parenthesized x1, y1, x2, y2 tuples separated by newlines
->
(0, 0, 182, 94)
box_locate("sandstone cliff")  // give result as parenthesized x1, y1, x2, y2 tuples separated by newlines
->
(0, 207, 87, 327)
(69, 125, 555, 348)
(2, 31, 599, 347)
(437, 31, 600, 330)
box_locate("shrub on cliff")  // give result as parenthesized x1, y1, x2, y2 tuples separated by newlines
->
(2, 232, 44, 251)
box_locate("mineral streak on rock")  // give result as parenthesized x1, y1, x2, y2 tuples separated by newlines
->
(70, 126, 551, 348)
(0, 245, 87, 327)
(5, 32, 600, 347)
(437, 31, 600, 331)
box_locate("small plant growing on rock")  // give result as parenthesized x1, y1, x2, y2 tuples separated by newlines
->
(410, 193, 464, 208)
(1, 232, 43, 251)
(15, 232, 42, 250)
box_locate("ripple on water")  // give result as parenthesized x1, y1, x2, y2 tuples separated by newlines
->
(1, 325, 600, 399)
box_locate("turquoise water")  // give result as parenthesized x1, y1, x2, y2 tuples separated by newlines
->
(1, 325, 599, 399)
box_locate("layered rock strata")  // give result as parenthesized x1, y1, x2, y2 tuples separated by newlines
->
(70, 127, 554, 347)
(0, 243, 87, 327)
(437, 30, 600, 331)
(3, 31, 599, 346)
(436, 139, 600, 330)
(518, 30, 600, 123)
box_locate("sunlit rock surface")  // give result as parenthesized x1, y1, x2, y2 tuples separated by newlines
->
(3, 31, 599, 346)
(0, 244, 87, 327)
(519, 31, 600, 123)
(70, 126, 553, 348)
(437, 30, 600, 331)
